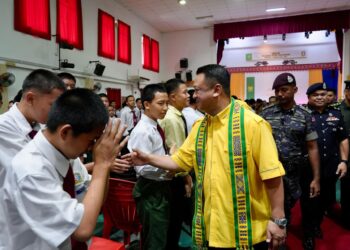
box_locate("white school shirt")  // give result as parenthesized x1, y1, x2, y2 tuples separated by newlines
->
(120, 106, 140, 134)
(182, 106, 204, 133)
(2, 131, 85, 250)
(127, 114, 173, 181)
(0, 103, 40, 249)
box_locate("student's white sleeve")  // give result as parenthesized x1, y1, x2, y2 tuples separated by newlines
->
(15, 175, 84, 247)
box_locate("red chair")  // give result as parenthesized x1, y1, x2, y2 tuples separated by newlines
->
(102, 178, 141, 247)
(89, 236, 125, 250)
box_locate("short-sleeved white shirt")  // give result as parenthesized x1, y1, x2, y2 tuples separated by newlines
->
(128, 114, 172, 181)
(2, 130, 85, 250)
(120, 106, 140, 133)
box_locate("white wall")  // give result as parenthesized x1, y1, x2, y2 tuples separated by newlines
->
(0, 0, 161, 101)
(221, 31, 339, 67)
(245, 71, 309, 104)
(160, 28, 217, 81)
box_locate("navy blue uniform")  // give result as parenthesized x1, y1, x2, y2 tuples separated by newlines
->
(307, 106, 347, 230)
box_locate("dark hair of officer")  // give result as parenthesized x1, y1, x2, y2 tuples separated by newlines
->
(46, 88, 108, 136)
(196, 64, 230, 97)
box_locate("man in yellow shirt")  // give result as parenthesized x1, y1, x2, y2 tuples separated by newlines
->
(131, 64, 286, 250)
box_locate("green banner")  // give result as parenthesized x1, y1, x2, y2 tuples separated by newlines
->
(245, 53, 252, 61)
(246, 77, 255, 99)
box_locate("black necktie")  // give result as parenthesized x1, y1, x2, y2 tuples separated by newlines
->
(157, 124, 168, 154)
(180, 114, 188, 137)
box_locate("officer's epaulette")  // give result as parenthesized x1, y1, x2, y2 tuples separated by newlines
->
(330, 102, 341, 110)
(262, 103, 277, 111)
(296, 104, 312, 114)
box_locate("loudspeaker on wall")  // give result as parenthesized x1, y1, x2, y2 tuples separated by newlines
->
(175, 71, 182, 80)
(186, 71, 192, 82)
(94, 63, 105, 76)
(180, 58, 188, 68)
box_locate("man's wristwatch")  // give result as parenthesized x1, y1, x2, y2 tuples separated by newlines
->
(340, 160, 348, 165)
(271, 217, 288, 229)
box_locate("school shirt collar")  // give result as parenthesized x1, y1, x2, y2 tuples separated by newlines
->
(33, 130, 70, 178)
(142, 113, 158, 128)
(9, 103, 36, 136)
(168, 105, 182, 117)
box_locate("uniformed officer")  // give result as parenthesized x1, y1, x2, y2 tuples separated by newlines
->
(303, 83, 348, 248)
(337, 80, 350, 229)
(260, 73, 321, 250)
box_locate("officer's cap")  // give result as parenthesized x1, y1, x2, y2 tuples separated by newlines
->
(345, 80, 350, 89)
(306, 82, 327, 95)
(272, 73, 296, 90)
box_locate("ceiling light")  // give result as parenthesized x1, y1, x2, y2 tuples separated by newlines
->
(266, 7, 286, 12)
(178, 0, 186, 5)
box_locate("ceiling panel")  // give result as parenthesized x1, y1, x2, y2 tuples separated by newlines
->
(114, 0, 350, 32)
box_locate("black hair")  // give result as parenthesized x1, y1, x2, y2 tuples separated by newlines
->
(22, 69, 66, 94)
(0, 92, 2, 102)
(231, 95, 238, 100)
(98, 93, 109, 99)
(125, 95, 134, 102)
(57, 72, 76, 83)
(136, 98, 141, 102)
(13, 90, 23, 102)
(141, 84, 167, 106)
(196, 64, 230, 97)
(164, 78, 185, 95)
(188, 89, 196, 105)
(47, 88, 108, 136)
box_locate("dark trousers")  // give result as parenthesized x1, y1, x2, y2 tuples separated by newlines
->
(133, 177, 171, 250)
(166, 176, 192, 250)
(208, 241, 268, 250)
(341, 173, 350, 228)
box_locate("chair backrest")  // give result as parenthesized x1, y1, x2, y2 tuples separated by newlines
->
(103, 178, 140, 233)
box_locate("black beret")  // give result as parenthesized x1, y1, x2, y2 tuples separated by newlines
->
(272, 73, 296, 90)
(345, 80, 350, 89)
(306, 82, 327, 95)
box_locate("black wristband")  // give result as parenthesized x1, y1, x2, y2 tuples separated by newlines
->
(341, 160, 348, 164)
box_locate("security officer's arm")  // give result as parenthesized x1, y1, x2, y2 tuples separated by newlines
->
(306, 140, 321, 198)
(265, 177, 286, 249)
(337, 138, 349, 179)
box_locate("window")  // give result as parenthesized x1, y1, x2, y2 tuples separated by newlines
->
(117, 20, 131, 64)
(14, 0, 51, 40)
(98, 9, 115, 59)
(56, 0, 83, 50)
(142, 35, 151, 70)
(151, 39, 159, 72)
(142, 35, 159, 72)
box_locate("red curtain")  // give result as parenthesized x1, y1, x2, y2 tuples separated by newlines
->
(151, 39, 159, 72)
(56, 0, 83, 50)
(214, 10, 350, 40)
(14, 0, 51, 40)
(335, 29, 344, 73)
(117, 20, 131, 64)
(142, 35, 151, 70)
(106, 88, 121, 109)
(98, 9, 115, 59)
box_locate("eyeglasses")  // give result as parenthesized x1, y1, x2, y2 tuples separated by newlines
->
(193, 87, 213, 94)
